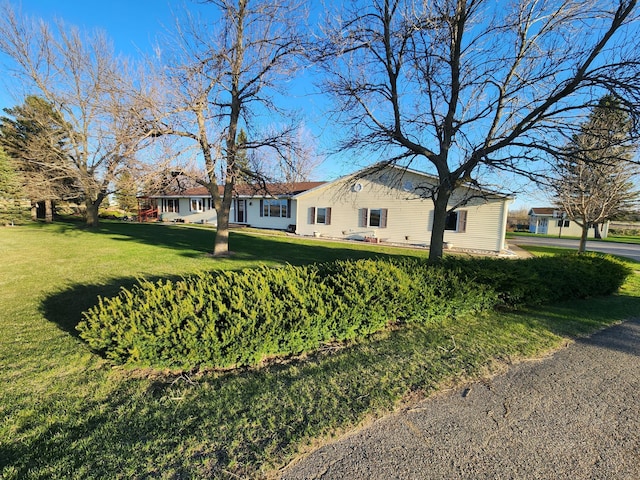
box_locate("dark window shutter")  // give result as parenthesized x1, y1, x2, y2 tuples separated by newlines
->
(458, 210, 467, 233)
(325, 207, 332, 225)
(260, 199, 264, 217)
(359, 208, 368, 227)
(287, 199, 292, 218)
(380, 208, 388, 228)
(309, 207, 315, 224)
(233, 199, 237, 222)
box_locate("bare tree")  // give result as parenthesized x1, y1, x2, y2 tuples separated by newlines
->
(551, 95, 639, 252)
(315, 0, 640, 260)
(0, 4, 157, 227)
(273, 127, 322, 184)
(507, 207, 531, 232)
(149, 0, 307, 256)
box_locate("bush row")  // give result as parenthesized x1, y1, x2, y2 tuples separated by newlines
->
(609, 228, 640, 236)
(77, 253, 631, 369)
(444, 252, 630, 307)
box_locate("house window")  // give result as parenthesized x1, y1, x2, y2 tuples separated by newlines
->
(557, 219, 570, 227)
(359, 208, 388, 228)
(369, 209, 382, 227)
(309, 207, 332, 225)
(445, 210, 467, 232)
(261, 199, 289, 218)
(163, 199, 179, 213)
(190, 198, 204, 212)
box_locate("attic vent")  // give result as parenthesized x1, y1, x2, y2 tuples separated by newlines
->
(352, 183, 363, 192)
(403, 180, 414, 191)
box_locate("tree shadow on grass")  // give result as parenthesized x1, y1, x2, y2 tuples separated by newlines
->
(88, 220, 427, 265)
(513, 294, 640, 357)
(39, 223, 425, 341)
(0, 322, 449, 479)
(577, 317, 640, 356)
(95, 221, 214, 256)
(39, 275, 187, 339)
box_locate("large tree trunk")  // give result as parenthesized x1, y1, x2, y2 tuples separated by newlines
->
(213, 214, 230, 256)
(85, 196, 104, 227)
(428, 189, 452, 261)
(579, 223, 589, 253)
(212, 183, 234, 256)
(44, 199, 53, 223)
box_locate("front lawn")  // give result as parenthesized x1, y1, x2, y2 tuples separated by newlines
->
(507, 230, 640, 245)
(2, 221, 639, 479)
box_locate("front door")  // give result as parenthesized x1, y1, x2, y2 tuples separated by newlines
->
(236, 199, 246, 223)
(538, 218, 548, 234)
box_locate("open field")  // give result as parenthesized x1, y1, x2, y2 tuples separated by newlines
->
(2, 221, 639, 479)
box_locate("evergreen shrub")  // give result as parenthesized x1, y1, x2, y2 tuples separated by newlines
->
(77, 254, 630, 369)
(443, 252, 630, 307)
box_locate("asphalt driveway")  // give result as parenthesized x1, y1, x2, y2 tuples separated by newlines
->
(280, 318, 640, 479)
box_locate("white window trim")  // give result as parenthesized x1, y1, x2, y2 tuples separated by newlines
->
(262, 199, 289, 218)
(190, 198, 204, 212)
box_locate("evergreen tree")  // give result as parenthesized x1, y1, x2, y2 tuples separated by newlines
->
(0, 147, 30, 224)
(552, 95, 639, 252)
(0, 96, 78, 222)
(114, 170, 139, 213)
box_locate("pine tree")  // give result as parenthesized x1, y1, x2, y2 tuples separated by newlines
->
(0, 96, 78, 222)
(0, 148, 30, 225)
(114, 170, 139, 213)
(552, 95, 639, 252)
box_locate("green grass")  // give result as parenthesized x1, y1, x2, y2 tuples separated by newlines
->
(508, 231, 640, 244)
(515, 244, 568, 256)
(2, 221, 639, 479)
(603, 234, 640, 245)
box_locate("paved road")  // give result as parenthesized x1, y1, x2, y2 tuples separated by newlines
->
(508, 236, 640, 262)
(280, 318, 640, 480)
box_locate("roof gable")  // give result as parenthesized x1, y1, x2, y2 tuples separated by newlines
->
(529, 207, 557, 216)
(293, 162, 514, 200)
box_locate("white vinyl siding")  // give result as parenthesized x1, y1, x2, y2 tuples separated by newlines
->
(529, 213, 608, 238)
(294, 167, 511, 252)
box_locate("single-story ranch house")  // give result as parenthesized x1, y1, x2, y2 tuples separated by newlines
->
(147, 164, 514, 253)
(528, 207, 609, 238)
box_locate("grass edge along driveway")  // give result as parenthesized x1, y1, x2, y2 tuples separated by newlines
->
(1, 221, 639, 479)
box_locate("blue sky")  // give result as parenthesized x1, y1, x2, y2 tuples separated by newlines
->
(0, 1, 352, 173)
(8, 1, 183, 55)
(0, 1, 541, 209)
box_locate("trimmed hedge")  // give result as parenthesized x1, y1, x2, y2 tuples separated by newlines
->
(77, 253, 631, 370)
(443, 252, 631, 308)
